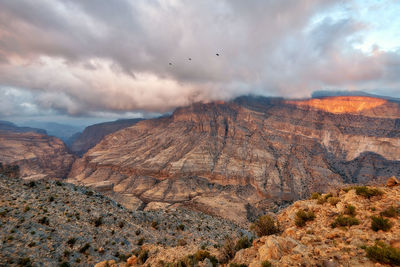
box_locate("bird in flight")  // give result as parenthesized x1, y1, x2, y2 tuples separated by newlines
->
(188, 58, 192, 61)
(216, 53, 220, 56)
(169, 62, 172, 66)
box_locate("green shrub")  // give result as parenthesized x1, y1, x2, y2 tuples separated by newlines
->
(328, 197, 340, 206)
(310, 192, 321, 200)
(250, 215, 279, 237)
(261, 261, 272, 267)
(317, 197, 327, 205)
(220, 237, 236, 263)
(295, 210, 315, 227)
(354, 186, 383, 199)
(229, 264, 247, 267)
(151, 221, 158, 229)
(177, 224, 185, 231)
(235, 236, 252, 251)
(366, 242, 400, 265)
(371, 216, 392, 232)
(380, 206, 398, 218)
(331, 215, 359, 228)
(17, 257, 31, 266)
(59, 262, 70, 267)
(344, 204, 356, 216)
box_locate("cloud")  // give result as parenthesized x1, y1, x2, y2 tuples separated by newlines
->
(0, 0, 399, 119)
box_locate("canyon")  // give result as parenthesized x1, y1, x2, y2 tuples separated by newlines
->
(66, 95, 400, 224)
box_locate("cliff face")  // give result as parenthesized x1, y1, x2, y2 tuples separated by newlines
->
(69, 118, 143, 156)
(68, 96, 400, 223)
(0, 130, 75, 180)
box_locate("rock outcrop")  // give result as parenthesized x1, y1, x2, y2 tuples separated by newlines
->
(0, 130, 75, 179)
(68, 95, 400, 223)
(69, 118, 143, 156)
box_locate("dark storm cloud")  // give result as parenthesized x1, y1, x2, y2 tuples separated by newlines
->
(0, 0, 399, 118)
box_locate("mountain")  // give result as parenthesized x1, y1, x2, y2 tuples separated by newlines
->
(312, 90, 400, 103)
(69, 118, 143, 156)
(0, 120, 47, 134)
(20, 121, 83, 144)
(68, 95, 400, 224)
(0, 130, 75, 180)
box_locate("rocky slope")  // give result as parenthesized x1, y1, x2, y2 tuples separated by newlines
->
(0, 174, 246, 266)
(68, 96, 400, 223)
(111, 179, 400, 266)
(69, 118, 143, 156)
(0, 130, 75, 180)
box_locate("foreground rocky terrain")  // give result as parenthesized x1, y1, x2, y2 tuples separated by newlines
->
(111, 178, 400, 266)
(69, 95, 400, 223)
(0, 173, 246, 266)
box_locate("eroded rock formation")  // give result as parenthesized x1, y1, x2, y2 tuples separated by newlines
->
(0, 130, 75, 180)
(68, 96, 400, 223)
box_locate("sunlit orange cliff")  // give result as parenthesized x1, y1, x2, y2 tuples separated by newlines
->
(286, 96, 387, 114)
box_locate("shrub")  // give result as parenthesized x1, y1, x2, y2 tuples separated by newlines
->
(17, 257, 31, 266)
(371, 216, 392, 232)
(177, 224, 185, 231)
(151, 221, 158, 229)
(261, 261, 272, 267)
(59, 262, 70, 267)
(79, 243, 90, 253)
(310, 192, 321, 200)
(118, 221, 124, 228)
(67, 238, 77, 247)
(24, 206, 30, 212)
(138, 249, 149, 264)
(344, 204, 356, 216)
(250, 215, 279, 237)
(220, 237, 236, 263)
(366, 242, 400, 265)
(317, 197, 327, 205)
(328, 197, 340, 206)
(38, 216, 49, 225)
(295, 210, 315, 227)
(229, 264, 247, 267)
(354, 186, 383, 199)
(331, 215, 359, 228)
(56, 181, 62, 186)
(137, 237, 145, 246)
(93, 217, 102, 227)
(49, 196, 55, 202)
(194, 250, 218, 265)
(380, 206, 398, 218)
(235, 236, 252, 251)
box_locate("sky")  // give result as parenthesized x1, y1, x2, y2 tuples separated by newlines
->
(0, 0, 399, 125)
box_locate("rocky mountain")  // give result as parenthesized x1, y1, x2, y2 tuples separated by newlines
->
(20, 121, 83, 144)
(68, 95, 400, 224)
(0, 120, 47, 134)
(69, 118, 143, 156)
(0, 130, 75, 180)
(0, 173, 246, 266)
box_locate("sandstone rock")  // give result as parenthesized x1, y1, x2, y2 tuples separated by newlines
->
(0, 130, 75, 179)
(387, 176, 399, 187)
(258, 236, 298, 261)
(126, 255, 137, 266)
(390, 239, 400, 249)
